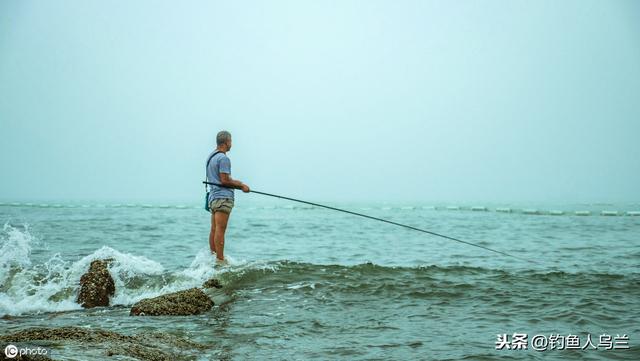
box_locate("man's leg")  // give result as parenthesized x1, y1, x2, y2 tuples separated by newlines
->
(209, 211, 216, 255)
(213, 211, 230, 261)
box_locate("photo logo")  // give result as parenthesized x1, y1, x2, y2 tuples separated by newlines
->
(4, 344, 18, 358)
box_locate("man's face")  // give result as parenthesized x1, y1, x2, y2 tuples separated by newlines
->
(226, 138, 232, 151)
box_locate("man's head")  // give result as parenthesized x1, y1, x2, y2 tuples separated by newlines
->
(216, 130, 232, 151)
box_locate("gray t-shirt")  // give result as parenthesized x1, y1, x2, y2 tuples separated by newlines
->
(206, 151, 234, 202)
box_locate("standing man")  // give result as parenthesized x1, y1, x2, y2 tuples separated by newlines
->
(206, 130, 250, 264)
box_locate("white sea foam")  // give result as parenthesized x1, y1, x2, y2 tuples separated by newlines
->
(0, 224, 82, 316)
(0, 223, 33, 286)
(0, 225, 275, 317)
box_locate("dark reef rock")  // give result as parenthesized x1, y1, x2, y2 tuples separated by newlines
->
(0, 327, 208, 361)
(130, 288, 214, 316)
(0, 327, 130, 343)
(76, 259, 115, 308)
(202, 278, 223, 289)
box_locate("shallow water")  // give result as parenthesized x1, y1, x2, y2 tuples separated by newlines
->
(1, 200, 639, 360)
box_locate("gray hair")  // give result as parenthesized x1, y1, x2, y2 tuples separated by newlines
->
(216, 130, 231, 146)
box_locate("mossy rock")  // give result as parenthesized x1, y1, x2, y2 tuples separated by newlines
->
(130, 288, 213, 316)
(202, 278, 223, 289)
(76, 259, 115, 308)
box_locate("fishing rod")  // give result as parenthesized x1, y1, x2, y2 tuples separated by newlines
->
(203, 181, 539, 264)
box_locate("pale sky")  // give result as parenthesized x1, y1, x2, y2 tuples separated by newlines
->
(1, 1, 638, 203)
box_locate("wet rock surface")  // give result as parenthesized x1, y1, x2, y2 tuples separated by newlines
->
(202, 278, 223, 289)
(130, 288, 214, 316)
(1, 327, 130, 343)
(0, 327, 209, 361)
(76, 259, 115, 308)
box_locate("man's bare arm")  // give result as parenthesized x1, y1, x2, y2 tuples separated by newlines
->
(220, 173, 250, 192)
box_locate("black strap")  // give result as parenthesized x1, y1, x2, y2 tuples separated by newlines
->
(205, 150, 222, 189)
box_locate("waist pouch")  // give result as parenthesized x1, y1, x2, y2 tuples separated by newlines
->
(204, 191, 211, 212)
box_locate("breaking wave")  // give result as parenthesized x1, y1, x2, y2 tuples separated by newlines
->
(1, 223, 638, 318)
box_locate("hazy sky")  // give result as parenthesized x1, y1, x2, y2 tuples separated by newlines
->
(1, 1, 638, 203)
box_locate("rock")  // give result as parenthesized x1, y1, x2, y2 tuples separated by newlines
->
(0, 327, 208, 361)
(105, 343, 174, 361)
(0, 326, 126, 361)
(0, 327, 130, 343)
(76, 259, 115, 308)
(202, 278, 223, 289)
(130, 288, 213, 316)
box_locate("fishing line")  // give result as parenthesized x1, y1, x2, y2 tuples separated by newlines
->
(203, 181, 539, 264)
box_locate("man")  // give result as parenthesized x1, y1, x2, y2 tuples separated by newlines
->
(206, 130, 250, 264)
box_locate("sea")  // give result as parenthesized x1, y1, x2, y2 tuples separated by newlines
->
(1, 199, 638, 360)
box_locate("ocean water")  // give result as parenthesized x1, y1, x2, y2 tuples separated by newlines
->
(0, 199, 639, 360)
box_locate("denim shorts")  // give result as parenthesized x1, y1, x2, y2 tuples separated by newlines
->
(209, 198, 234, 214)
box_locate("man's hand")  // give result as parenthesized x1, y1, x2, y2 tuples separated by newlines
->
(241, 184, 250, 193)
